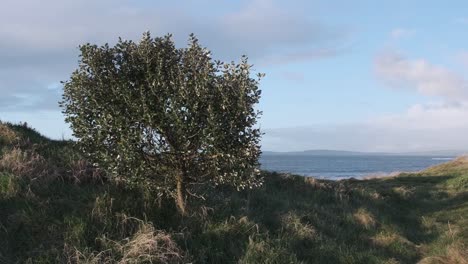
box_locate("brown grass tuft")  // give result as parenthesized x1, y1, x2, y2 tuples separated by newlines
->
(354, 208, 377, 229)
(0, 123, 17, 146)
(91, 195, 114, 221)
(113, 223, 183, 263)
(392, 186, 415, 198)
(371, 232, 413, 248)
(304, 177, 332, 190)
(68, 220, 185, 264)
(418, 242, 468, 264)
(0, 148, 51, 179)
(281, 212, 316, 239)
(67, 159, 105, 184)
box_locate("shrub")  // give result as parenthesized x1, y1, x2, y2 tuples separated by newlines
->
(61, 32, 263, 214)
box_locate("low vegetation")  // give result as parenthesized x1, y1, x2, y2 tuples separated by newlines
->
(1, 122, 467, 263)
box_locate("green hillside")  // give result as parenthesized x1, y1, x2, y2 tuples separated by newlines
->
(1, 122, 467, 263)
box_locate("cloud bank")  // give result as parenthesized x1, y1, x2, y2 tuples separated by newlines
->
(263, 102, 468, 152)
(0, 0, 344, 112)
(375, 51, 468, 99)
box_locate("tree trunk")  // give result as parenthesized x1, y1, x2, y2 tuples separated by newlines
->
(176, 173, 186, 215)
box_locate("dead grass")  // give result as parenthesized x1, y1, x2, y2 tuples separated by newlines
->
(362, 171, 401, 180)
(0, 146, 104, 184)
(418, 242, 468, 264)
(68, 159, 105, 184)
(0, 123, 18, 146)
(447, 156, 468, 166)
(424, 156, 468, 174)
(371, 232, 414, 248)
(392, 186, 415, 198)
(0, 148, 51, 179)
(304, 176, 332, 189)
(353, 208, 377, 229)
(281, 212, 316, 239)
(68, 220, 185, 264)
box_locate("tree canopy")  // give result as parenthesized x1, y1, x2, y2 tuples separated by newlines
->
(61, 32, 263, 214)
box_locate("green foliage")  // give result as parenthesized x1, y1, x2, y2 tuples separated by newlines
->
(61, 32, 263, 213)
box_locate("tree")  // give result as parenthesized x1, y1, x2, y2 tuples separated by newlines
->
(61, 32, 263, 214)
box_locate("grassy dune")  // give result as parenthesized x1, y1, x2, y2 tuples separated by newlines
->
(0, 122, 467, 263)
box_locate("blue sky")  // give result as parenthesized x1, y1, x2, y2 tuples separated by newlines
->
(2, 0, 468, 152)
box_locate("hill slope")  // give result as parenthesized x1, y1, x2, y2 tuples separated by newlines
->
(1, 122, 467, 263)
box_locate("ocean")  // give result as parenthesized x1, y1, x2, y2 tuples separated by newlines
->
(259, 155, 454, 180)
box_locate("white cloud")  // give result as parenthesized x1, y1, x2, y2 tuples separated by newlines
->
(373, 102, 468, 130)
(374, 51, 468, 99)
(263, 101, 468, 152)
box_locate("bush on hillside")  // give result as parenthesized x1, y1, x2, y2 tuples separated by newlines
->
(61, 32, 263, 214)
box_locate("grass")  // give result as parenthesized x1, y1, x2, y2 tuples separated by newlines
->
(1, 121, 467, 263)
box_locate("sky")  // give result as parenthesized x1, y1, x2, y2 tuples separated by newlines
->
(2, 0, 468, 152)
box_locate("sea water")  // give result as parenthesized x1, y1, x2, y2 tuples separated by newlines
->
(260, 155, 454, 180)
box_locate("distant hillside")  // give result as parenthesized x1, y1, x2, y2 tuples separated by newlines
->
(262, 150, 377, 156)
(262, 149, 466, 156)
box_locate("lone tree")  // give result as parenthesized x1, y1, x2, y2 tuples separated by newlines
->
(61, 32, 263, 214)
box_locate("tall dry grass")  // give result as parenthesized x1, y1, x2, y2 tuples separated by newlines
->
(418, 242, 468, 264)
(67, 159, 106, 184)
(67, 218, 186, 264)
(0, 148, 50, 180)
(0, 123, 17, 146)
